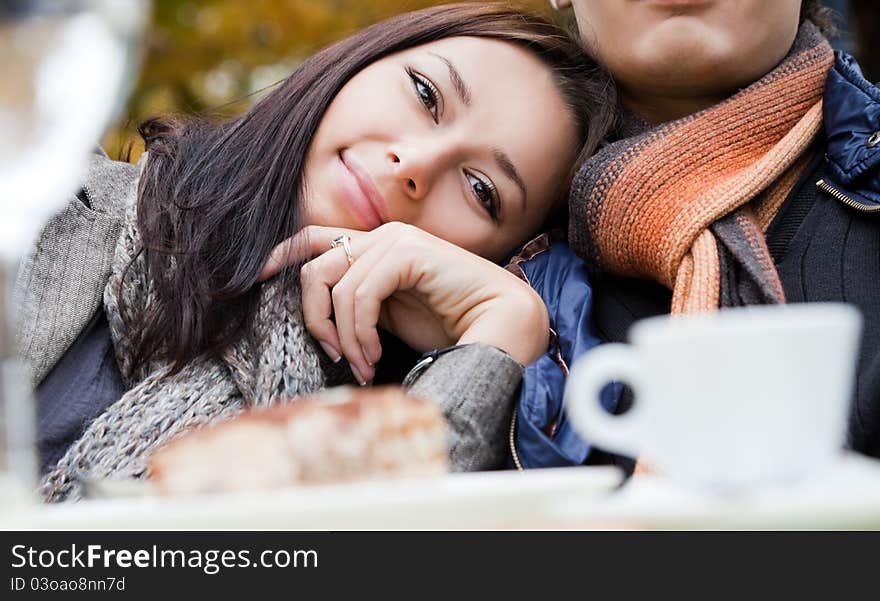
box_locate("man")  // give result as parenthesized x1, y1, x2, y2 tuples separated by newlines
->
(547, 0, 880, 469)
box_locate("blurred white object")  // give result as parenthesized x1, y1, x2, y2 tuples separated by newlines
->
(564, 303, 862, 493)
(0, 0, 149, 261)
(0, 0, 149, 505)
(551, 452, 880, 529)
(0, 356, 35, 505)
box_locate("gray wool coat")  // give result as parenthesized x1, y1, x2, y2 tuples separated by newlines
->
(14, 151, 523, 472)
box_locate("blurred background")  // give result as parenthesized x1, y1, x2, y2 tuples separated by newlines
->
(104, 0, 549, 160)
(103, 0, 879, 162)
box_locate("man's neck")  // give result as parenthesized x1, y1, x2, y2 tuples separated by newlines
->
(620, 89, 730, 126)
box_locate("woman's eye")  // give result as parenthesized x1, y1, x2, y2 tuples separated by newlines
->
(407, 68, 440, 123)
(466, 171, 500, 222)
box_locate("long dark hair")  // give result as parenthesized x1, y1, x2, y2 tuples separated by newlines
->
(129, 2, 616, 375)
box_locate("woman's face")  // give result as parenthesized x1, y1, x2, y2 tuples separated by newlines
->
(303, 36, 580, 262)
(566, 0, 801, 119)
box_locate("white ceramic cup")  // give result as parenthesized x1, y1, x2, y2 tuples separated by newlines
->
(564, 303, 862, 491)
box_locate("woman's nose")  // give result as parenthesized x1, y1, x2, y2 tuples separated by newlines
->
(387, 141, 455, 200)
(386, 150, 420, 198)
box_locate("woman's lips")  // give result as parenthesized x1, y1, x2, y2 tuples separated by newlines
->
(337, 150, 389, 229)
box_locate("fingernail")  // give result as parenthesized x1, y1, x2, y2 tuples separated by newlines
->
(319, 341, 342, 363)
(361, 345, 374, 366)
(349, 362, 367, 386)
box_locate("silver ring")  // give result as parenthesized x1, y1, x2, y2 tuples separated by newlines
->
(330, 234, 354, 266)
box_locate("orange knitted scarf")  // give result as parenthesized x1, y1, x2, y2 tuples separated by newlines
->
(569, 23, 835, 312)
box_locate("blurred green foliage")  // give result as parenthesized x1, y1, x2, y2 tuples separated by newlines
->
(105, 0, 552, 160)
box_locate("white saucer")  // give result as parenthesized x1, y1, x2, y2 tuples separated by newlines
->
(551, 452, 880, 529)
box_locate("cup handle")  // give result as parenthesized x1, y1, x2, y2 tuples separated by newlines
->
(564, 343, 647, 459)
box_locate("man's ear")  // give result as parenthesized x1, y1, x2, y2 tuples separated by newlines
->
(549, 0, 573, 10)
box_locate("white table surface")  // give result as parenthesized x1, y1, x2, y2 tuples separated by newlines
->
(1, 466, 623, 530)
(3, 454, 880, 530)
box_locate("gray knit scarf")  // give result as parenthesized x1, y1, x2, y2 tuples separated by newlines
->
(40, 200, 351, 502)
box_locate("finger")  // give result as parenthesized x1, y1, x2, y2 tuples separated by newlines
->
(259, 237, 299, 283)
(329, 235, 404, 383)
(258, 225, 367, 283)
(301, 232, 386, 379)
(347, 243, 421, 362)
(300, 252, 350, 363)
(332, 234, 421, 380)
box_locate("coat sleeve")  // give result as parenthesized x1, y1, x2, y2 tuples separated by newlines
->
(404, 344, 523, 472)
(13, 153, 138, 386)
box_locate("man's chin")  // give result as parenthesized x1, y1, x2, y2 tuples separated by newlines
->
(624, 38, 752, 98)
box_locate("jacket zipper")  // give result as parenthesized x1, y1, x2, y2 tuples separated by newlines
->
(816, 179, 880, 213)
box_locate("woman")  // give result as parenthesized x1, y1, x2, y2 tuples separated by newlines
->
(502, 0, 880, 471)
(19, 3, 615, 501)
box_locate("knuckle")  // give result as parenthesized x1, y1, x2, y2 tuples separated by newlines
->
(299, 224, 318, 240)
(352, 287, 371, 305)
(331, 283, 349, 304)
(383, 221, 411, 237)
(354, 321, 374, 339)
(303, 319, 327, 337)
(299, 262, 313, 284)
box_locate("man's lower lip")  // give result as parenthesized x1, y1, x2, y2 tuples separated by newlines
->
(639, 0, 711, 6)
(337, 154, 382, 229)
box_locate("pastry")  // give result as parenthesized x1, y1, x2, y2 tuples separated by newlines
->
(149, 386, 449, 495)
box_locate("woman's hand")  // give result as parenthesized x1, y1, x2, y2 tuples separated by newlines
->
(259, 223, 550, 384)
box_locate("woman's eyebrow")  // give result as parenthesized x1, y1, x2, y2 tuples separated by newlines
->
(493, 148, 527, 210)
(428, 52, 471, 106)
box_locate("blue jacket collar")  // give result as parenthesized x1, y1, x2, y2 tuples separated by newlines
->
(823, 52, 880, 205)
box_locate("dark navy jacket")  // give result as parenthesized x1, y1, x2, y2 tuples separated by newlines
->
(823, 52, 880, 208)
(511, 51, 880, 468)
